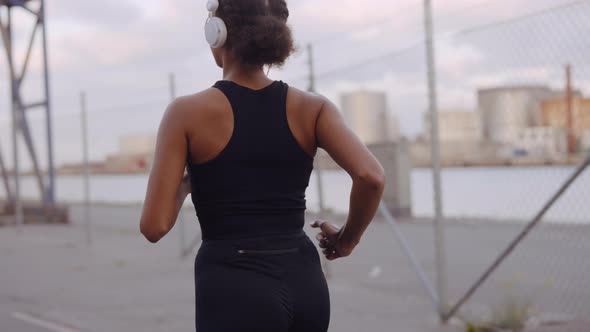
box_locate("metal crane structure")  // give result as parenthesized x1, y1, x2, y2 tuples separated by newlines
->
(1, 0, 62, 224)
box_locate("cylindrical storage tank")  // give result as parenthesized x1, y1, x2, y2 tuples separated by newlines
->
(341, 91, 389, 145)
(478, 86, 555, 144)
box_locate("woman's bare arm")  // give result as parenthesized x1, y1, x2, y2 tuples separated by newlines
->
(140, 100, 189, 243)
(312, 96, 385, 259)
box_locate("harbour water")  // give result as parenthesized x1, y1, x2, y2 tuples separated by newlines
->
(2, 166, 589, 224)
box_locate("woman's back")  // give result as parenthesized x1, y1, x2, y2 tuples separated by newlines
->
(185, 80, 321, 239)
(140, 1, 384, 330)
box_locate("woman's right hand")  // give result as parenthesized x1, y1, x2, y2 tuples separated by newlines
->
(311, 220, 355, 261)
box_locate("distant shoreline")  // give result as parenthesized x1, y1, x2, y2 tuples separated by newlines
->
(8, 160, 583, 177)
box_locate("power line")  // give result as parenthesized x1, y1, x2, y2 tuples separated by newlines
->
(303, 0, 497, 47)
(50, 84, 170, 105)
(315, 41, 423, 81)
(303, 2, 422, 45)
(3, 0, 587, 122)
(0, 98, 169, 127)
(300, 0, 589, 84)
(284, 0, 501, 82)
(85, 98, 169, 115)
(456, 0, 590, 36)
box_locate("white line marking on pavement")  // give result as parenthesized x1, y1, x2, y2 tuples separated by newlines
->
(11, 312, 82, 332)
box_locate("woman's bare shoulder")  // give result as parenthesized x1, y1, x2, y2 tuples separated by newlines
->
(168, 88, 227, 117)
(286, 84, 330, 114)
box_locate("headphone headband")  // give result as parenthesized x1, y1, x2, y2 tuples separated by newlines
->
(207, 0, 219, 13)
(204, 0, 273, 49)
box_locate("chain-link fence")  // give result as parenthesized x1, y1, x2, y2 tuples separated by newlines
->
(437, 2, 590, 331)
(1, 1, 590, 331)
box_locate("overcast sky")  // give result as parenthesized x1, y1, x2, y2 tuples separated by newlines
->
(1, 0, 589, 169)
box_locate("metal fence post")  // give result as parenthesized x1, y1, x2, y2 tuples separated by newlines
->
(424, 0, 448, 318)
(307, 43, 331, 279)
(40, 0, 56, 205)
(307, 44, 326, 214)
(80, 91, 92, 246)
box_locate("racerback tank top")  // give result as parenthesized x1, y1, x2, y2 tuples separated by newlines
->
(188, 80, 314, 240)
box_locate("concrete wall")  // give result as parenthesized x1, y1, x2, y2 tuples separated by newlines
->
(370, 142, 412, 218)
(316, 142, 412, 218)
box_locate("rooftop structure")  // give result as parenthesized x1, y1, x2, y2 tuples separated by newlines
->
(1, 0, 60, 223)
(0, 0, 33, 6)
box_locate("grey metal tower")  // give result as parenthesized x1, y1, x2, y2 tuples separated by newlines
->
(1, 0, 57, 222)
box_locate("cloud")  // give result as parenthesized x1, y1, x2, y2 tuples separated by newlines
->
(297, 0, 419, 27)
(50, 0, 142, 27)
(349, 26, 384, 43)
(2, 0, 590, 169)
(436, 40, 485, 80)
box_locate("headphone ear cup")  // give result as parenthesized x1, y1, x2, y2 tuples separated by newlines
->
(205, 17, 227, 49)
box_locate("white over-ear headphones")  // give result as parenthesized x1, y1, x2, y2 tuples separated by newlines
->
(204, 0, 227, 49)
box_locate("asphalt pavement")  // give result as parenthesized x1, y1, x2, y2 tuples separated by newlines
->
(1, 204, 588, 332)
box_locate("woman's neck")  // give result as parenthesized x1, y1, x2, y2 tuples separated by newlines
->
(222, 59, 272, 88)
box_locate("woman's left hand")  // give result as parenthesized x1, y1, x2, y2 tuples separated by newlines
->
(311, 220, 353, 261)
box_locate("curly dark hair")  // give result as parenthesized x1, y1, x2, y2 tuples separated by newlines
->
(216, 0, 295, 68)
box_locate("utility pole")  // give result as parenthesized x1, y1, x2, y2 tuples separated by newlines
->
(565, 64, 575, 155)
(41, 0, 56, 204)
(307, 44, 316, 93)
(424, 0, 447, 318)
(80, 91, 92, 246)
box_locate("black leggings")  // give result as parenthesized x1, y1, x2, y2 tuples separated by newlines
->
(194, 230, 330, 332)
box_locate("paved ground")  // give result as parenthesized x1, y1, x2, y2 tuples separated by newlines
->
(0, 205, 588, 332)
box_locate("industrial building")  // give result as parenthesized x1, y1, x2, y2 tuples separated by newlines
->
(512, 127, 568, 160)
(478, 86, 560, 145)
(104, 134, 156, 173)
(118, 135, 157, 156)
(411, 110, 484, 166)
(582, 130, 590, 151)
(341, 91, 399, 144)
(541, 96, 590, 149)
(422, 110, 482, 142)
